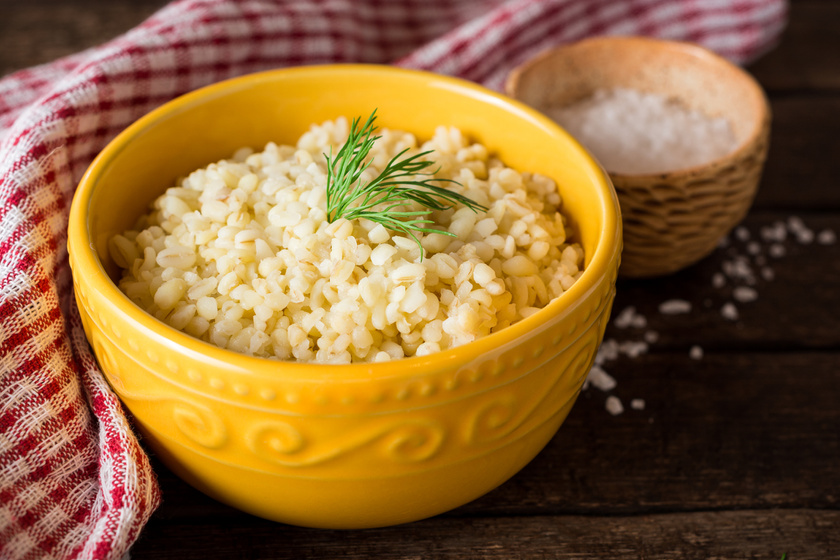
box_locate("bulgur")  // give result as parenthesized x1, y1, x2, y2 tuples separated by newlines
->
(110, 118, 584, 363)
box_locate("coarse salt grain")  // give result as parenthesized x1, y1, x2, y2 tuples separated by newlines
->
(817, 229, 836, 245)
(613, 306, 647, 329)
(548, 87, 737, 175)
(658, 299, 692, 315)
(596, 339, 620, 364)
(787, 216, 806, 233)
(619, 340, 648, 358)
(761, 222, 787, 243)
(584, 365, 617, 392)
(605, 395, 624, 416)
(722, 257, 755, 284)
(721, 302, 739, 321)
(761, 267, 775, 281)
(795, 229, 814, 245)
(732, 286, 758, 303)
(689, 345, 704, 360)
(769, 244, 786, 258)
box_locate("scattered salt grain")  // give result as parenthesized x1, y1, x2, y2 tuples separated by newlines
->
(721, 302, 739, 321)
(733, 286, 758, 303)
(585, 365, 617, 392)
(548, 87, 737, 175)
(787, 216, 806, 233)
(613, 306, 647, 329)
(591, 215, 833, 419)
(722, 257, 755, 284)
(761, 221, 787, 243)
(596, 339, 620, 364)
(768, 244, 786, 258)
(795, 228, 814, 245)
(619, 340, 649, 358)
(605, 395, 624, 416)
(658, 299, 692, 315)
(817, 229, 836, 245)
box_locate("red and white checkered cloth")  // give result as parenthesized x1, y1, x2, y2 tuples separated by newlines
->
(0, 0, 786, 558)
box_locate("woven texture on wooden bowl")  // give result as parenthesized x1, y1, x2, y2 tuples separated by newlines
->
(506, 36, 771, 278)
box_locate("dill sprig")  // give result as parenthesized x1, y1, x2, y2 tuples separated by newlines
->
(325, 110, 487, 257)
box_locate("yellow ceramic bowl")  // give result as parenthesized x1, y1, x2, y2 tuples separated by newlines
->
(68, 65, 621, 529)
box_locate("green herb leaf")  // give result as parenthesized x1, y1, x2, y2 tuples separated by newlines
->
(325, 109, 488, 258)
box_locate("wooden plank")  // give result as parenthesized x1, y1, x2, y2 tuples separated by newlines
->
(130, 509, 839, 559)
(610, 213, 840, 349)
(752, 99, 840, 210)
(0, 0, 169, 76)
(748, 1, 840, 91)
(470, 351, 840, 515)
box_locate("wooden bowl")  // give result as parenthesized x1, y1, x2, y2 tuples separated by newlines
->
(506, 36, 771, 278)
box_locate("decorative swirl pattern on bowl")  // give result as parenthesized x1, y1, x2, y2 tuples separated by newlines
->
(465, 332, 598, 445)
(245, 418, 445, 467)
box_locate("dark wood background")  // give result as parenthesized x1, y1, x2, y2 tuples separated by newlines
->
(2, 1, 838, 558)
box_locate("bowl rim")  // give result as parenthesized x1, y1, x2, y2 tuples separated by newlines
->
(69, 63, 621, 382)
(505, 35, 771, 180)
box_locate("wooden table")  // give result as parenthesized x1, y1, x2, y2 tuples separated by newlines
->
(3, 2, 838, 558)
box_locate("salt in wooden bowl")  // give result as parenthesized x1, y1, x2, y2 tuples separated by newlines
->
(506, 36, 771, 278)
